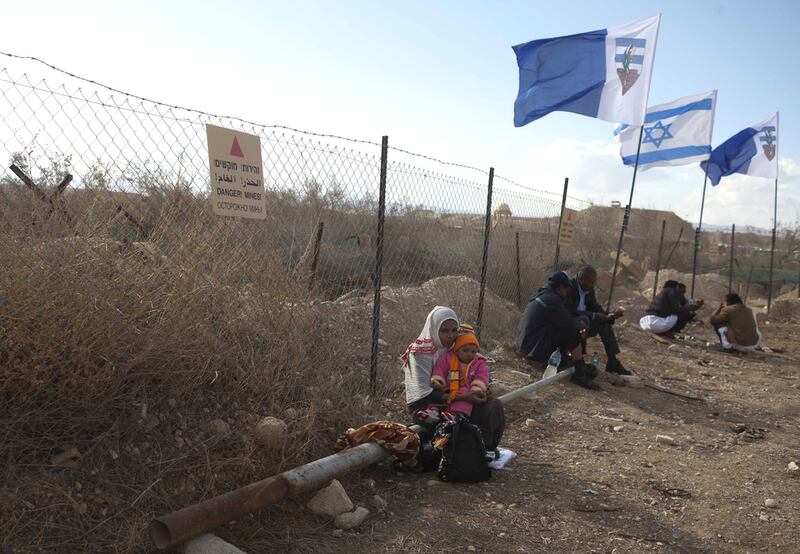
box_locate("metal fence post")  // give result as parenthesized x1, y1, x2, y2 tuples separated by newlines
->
(515, 231, 521, 308)
(728, 224, 735, 294)
(553, 177, 569, 271)
(652, 220, 667, 302)
(767, 227, 777, 313)
(476, 167, 494, 341)
(369, 136, 388, 396)
(662, 226, 684, 269)
(308, 221, 325, 293)
(744, 265, 754, 304)
(690, 227, 702, 298)
(606, 203, 631, 312)
(767, 178, 778, 313)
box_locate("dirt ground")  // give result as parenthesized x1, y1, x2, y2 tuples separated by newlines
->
(4, 277, 798, 553)
(251, 312, 800, 554)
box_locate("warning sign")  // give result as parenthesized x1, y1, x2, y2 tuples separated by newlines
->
(558, 208, 577, 247)
(207, 124, 266, 220)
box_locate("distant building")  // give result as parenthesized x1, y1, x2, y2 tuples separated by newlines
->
(575, 204, 695, 240)
(492, 203, 512, 228)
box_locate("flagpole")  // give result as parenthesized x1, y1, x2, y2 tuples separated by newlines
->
(767, 176, 778, 313)
(689, 167, 710, 298)
(606, 125, 645, 312)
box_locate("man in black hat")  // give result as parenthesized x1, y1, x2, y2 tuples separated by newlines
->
(516, 271, 599, 390)
(565, 266, 631, 375)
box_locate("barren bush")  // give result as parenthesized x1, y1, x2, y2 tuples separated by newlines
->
(0, 179, 390, 553)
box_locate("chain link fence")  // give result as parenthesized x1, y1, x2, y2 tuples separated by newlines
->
(1, 58, 796, 372)
(0, 57, 594, 343)
(2, 56, 798, 367)
(0, 56, 596, 446)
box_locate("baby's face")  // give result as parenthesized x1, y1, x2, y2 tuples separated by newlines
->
(457, 344, 478, 364)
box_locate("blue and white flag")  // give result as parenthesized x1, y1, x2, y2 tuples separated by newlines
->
(700, 113, 779, 186)
(616, 90, 716, 170)
(513, 15, 660, 127)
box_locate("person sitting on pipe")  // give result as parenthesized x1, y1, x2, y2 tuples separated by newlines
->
(516, 271, 598, 390)
(401, 306, 505, 450)
(564, 265, 631, 376)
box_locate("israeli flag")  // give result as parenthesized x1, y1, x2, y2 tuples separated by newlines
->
(513, 15, 660, 127)
(616, 90, 717, 170)
(700, 113, 779, 186)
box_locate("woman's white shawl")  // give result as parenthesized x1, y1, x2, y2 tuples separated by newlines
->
(401, 306, 458, 404)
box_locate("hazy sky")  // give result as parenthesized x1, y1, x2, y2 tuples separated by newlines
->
(3, 0, 798, 228)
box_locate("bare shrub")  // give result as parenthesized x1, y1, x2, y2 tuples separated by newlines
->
(0, 174, 383, 553)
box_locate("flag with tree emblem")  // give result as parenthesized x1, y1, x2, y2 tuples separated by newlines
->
(513, 15, 660, 127)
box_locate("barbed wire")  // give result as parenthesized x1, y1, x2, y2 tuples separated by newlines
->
(0, 49, 592, 206)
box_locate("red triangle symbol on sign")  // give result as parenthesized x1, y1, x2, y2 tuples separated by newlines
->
(230, 136, 244, 157)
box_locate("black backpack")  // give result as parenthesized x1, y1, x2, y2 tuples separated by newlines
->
(434, 415, 492, 482)
(415, 425, 443, 472)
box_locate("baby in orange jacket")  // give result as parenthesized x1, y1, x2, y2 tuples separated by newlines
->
(431, 332, 489, 417)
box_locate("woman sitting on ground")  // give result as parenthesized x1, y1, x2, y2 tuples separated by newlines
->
(401, 306, 505, 450)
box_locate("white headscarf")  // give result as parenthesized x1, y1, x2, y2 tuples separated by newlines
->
(401, 306, 459, 404)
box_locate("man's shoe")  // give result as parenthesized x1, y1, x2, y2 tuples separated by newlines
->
(606, 358, 633, 376)
(571, 360, 601, 391)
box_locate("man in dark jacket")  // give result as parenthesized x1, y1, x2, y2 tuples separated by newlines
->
(516, 271, 599, 390)
(639, 280, 700, 338)
(565, 266, 631, 375)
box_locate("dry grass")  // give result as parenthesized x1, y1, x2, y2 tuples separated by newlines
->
(0, 181, 385, 553)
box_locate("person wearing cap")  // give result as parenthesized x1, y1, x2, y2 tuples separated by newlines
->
(431, 331, 489, 416)
(565, 266, 631, 376)
(516, 271, 599, 390)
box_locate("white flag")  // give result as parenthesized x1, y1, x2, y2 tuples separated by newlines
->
(597, 14, 661, 126)
(700, 112, 778, 186)
(616, 90, 717, 170)
(743, 112, 779, 179)
(513, 14, 660, 127)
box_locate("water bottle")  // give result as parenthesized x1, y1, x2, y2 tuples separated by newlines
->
(543, 349, 561, 378)
(591, 352, 600, 369)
